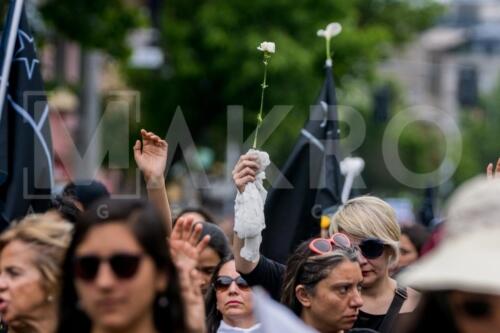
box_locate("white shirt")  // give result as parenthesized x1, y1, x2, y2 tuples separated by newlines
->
(217, 320, 263, 333)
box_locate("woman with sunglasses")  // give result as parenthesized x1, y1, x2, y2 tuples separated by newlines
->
(206, 256, 260, 333)
(0, 213, 72, 333)
(56, 198, 191, 333)
(331, 196, 420, 333)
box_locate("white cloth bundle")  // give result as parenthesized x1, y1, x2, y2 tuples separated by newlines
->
(234, 149, 270, 262)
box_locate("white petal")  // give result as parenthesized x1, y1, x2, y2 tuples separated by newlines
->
(317, 29, 326, 37)
(326, 23, 342, 37)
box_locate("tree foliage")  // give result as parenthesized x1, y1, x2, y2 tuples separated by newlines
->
(454, 81, 500, 184)
(126, 0, 442, 167)
(40, 0, 143, 59)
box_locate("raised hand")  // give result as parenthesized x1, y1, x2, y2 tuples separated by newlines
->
(487, 158, 500, 179)
(169, 217, 210, 333)
(169, 217, 211, 274)
(133, 129, 168, 182)
(232, 154, 260, 193)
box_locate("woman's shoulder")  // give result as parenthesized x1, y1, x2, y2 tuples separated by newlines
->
(401, 287, 420, 313)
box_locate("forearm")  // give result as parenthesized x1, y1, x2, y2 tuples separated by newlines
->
(232, 232, 258, 274)
(145, 175, 172, 236)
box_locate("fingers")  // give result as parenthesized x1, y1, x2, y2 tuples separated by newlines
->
(188, 223, 203, 246)
(140, 129, 167, 147)
(171, 217, 185, 241)
(133, 140, 142, 161)
(487, 158, 500, 179)
(195, 234, 211, 253)
(487, 163, 494, 179)
(232, 154, 261, 192)
(232, 155, 259, 175)
(181, 217, 195, 241)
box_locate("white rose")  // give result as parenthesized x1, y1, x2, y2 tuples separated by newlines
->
(257, 41, 276, 54)
(317, 22, 342, 39)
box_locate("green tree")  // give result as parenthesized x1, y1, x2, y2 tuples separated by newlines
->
(40, 0, 143, 59)
(127, 0, 442, 168)
(454, 81, 500, 184)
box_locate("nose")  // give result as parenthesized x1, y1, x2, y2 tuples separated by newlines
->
(94, 262, 116, 289)
(0, 274, 7, 291)
(227, 281, 239, 295)
(350, 288, 364, 308)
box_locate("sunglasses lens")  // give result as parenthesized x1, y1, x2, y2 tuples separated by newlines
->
(235, 277, 250, 290)
(311, 239, 332, 254)
(109, 254, 141, 279)
(215, 276, 233, 291)
(74, 256, 100, 281)
(215, 276, 249, 291)
(331, 233, 351, 248)
(462, 299, 492, 319)
(359, 239, 385, 259)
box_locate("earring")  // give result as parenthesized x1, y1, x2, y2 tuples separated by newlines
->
(158, 296, 169, 308)
(47, 295, 54, 303)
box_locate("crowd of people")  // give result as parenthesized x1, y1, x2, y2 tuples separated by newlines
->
(0, 130, 499, 333)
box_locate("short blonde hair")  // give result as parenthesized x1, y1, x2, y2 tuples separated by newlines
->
(0, 212, 73, 296)
(331, 196, 401, 266)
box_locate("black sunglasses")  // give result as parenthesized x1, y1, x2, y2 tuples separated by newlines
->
(74, 253, 143, 281)
(358, 238, 385, 259)
(214, 276, 250, 292)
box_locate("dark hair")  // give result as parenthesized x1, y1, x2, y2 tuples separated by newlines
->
(174, 207, 217, 224)
(281, 239, 359, 316)
(196, 221, 232, 260)
(401, 224, 430, 256)
(205, 255, 235, 333)
(51, 196, 81, 223)
(56, 198, 186, 333)
(62, 180, 110, 210)
(395, 291, 459, 333)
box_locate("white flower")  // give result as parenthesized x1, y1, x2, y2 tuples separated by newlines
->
(317, 22, 342, 39)
(257, 41, 276, 54)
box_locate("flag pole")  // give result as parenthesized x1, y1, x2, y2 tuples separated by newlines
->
(0, 0, 25, 123)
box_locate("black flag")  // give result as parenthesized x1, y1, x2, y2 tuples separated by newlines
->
(0, 3, 53, 229)
(261, 64, 342, 264)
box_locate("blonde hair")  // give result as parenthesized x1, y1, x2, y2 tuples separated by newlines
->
(0, 212, 73, 296)
(331, 196, 401, 266)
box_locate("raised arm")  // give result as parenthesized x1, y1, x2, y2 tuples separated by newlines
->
(232, 153, 261, 274)
(134, 129, 172, 235)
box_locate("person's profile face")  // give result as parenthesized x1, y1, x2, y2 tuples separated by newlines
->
(397, 234, 418, 270)
(197, 247, 221, 294)
(0, 240, 48, 327)
(340, 232, 391, 288)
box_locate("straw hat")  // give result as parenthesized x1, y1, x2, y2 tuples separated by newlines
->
(400, 176, 500, 295)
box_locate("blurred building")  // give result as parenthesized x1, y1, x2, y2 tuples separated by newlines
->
(381, 0, 500, 118)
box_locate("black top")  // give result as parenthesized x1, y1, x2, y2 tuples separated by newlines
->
(239, 255, 286, 301)
(353, 311, 413, 332)
(354, 286, 409, 333)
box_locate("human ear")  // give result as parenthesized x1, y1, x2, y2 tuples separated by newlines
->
(295, 285, 312, 308)
(155, 270, 168, 292)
